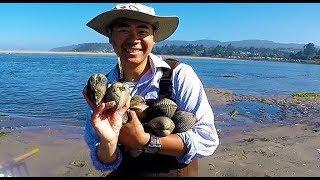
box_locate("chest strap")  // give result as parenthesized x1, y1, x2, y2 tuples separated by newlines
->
(159, 58, 181, 100)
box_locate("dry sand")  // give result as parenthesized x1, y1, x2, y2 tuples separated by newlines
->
(0, 50, 230, 61)
(0, 88, 319, 177)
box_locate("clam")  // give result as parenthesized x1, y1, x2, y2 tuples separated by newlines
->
(149, 98, 177, 119)
(129, 95, 149, 122)
(148, 116, 175, 137)
(104, 82, 131, 111)
(230, 109, 239, 119)
(171, 111, 197, 133)
(86, 74, 107, 106)
(130, 95, 146, 107)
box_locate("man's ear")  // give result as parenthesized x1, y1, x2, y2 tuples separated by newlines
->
(109, 38, 114, 45)
(153, 29, 158, 45)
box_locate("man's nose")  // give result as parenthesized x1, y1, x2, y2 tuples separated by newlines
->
(127, 31, 140, 42)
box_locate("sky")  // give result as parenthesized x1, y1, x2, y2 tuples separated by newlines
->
(0, 3, 320, 50)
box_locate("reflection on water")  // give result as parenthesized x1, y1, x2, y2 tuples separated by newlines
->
(214, 100, 301, 129)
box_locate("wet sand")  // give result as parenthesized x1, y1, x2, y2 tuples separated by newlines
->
(0, 87, 319, 177)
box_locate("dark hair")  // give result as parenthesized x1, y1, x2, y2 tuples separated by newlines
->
(106, 18, 159, 35)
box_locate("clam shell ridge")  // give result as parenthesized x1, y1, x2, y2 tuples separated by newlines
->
(148, 116, 175, 137)
(130, 95, 146, 107)
(130, 95, 149, 122)
(171, 111, 197, 133)
(149, 98, 177, 119)
(87, 73, 107, 105)
(105, 82, 131, 111)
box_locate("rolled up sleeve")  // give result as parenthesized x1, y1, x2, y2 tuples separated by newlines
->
(172, 64, 219, 164)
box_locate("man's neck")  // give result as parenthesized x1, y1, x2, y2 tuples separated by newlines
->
(121, 57, 151, 82)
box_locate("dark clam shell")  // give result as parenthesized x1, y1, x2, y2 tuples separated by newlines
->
(148, 116, 175, 137)
(130, 95, 149, 122)
(87, 74, 107, 106)
(149, 98, 177, 119)
(171, 111, 197, 133)
(105, 82, 131, 111)
(130, 95, 146, 107)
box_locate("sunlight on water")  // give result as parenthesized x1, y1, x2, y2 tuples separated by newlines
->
(0, 53, 319, 129)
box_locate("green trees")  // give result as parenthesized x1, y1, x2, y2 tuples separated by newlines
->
(153, 44, 290, 60)
(289, 43, 320, 62)
(303, 43, 317, 59)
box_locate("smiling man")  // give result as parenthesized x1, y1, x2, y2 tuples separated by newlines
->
(83, 3, 219, 177)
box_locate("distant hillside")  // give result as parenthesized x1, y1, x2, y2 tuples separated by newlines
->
(50, 43, 113, 52)
(49, 39, 316, 52)
(157, 39, 309, 50)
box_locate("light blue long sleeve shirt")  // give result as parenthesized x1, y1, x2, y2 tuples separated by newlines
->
(84, 53, 219, 171)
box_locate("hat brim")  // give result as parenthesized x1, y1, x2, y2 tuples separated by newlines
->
(86, 10, 179, 42)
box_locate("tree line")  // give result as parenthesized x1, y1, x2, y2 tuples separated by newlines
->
(152, 43, 320, 64)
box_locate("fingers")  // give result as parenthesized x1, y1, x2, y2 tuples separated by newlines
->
(83, 85, 117, 113)
(91, 102, 105, 120)
(104, 101, 117, 110)
(91, 101, 116, 119)
(128, 110, 140, 125)
(118, 105, 129, 115)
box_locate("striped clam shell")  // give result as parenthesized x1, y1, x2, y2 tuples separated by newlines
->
(171, 111, 197, 133)
(87, 74, 107, 106)
(148, 116, 175, 137)
(130, 95, 146, 107)
(149, 98, 177, 119)
(129, 95, 149, 122)
(105, 82, 131, 111)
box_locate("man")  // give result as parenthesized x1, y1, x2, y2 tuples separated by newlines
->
(83, 3, 219, 176)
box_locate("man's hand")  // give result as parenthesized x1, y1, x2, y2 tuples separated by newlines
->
(83, 85, 129, 143)
(119, 110, 150, 150)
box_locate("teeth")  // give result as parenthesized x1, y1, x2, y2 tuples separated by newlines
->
(126, 48, 140, 53)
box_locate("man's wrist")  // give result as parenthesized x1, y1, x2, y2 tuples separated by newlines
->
(100, 137, 118, 147)
(141, 133, 151, 148)
(97, 142, 119, 164)
(144, 134, 161, 154)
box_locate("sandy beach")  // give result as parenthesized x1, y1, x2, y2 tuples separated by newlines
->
(0, 50, 232, 61)
(0, 87, 319, 177)
(0, 50, 116, 56)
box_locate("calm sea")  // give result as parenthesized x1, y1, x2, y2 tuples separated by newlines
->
(0, 53, 319, 129)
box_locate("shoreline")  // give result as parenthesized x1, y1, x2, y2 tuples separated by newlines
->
(0, 50, 242, 61)
(1, 120, 319, 176)
(1, 50, 319, 65)
(0, 87, 319, 176)
(0, 50, 115, 56)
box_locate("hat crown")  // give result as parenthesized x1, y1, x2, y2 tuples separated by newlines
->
(114, 3, 156, 16)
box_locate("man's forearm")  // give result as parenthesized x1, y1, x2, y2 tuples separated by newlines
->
(97, 139, 118, 164)
(158, 134, 186, 156)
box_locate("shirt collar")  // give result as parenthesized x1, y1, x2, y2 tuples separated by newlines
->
(117, 53, 171, 80)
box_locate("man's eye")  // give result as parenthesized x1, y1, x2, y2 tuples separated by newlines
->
(118, 29, 129, 33)
(138, 30, 149, 35)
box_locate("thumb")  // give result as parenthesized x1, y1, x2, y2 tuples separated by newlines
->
(128, 110, 140, 125)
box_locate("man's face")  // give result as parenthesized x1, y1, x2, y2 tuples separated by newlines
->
(109, 19, 156, 65)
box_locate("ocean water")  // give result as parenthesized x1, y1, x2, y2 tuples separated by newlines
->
(0, 53, 319, 129)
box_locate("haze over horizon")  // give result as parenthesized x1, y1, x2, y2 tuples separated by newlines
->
(0, 3, 320, 50)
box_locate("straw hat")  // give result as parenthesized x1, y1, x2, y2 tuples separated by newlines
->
(87, 3, 179, 42)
